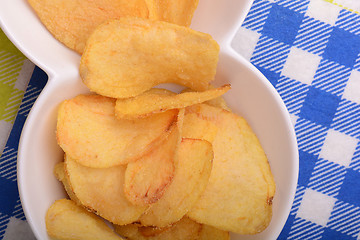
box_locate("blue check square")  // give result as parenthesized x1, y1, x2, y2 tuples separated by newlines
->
(299, 87, 340, 127)
(338, 169, 360, 207)
(322, 27, 360, 68)
(262, 4, 304, 45)
(298, 150, 317, 186)
(0, 177, 18, 215)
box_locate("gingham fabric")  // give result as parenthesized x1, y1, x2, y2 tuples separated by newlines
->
(0, 30, 34, 155)
(233, 0, 360, 239)
(0, 28, 45, 239)
(1, 0, 360, 239)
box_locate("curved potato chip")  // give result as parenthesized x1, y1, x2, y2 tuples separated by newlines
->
(124, 121, 180, 206)
(115, 85, 230, 119)
(28, 0, 148, 54)
(182, 112, 218, 143)
(46, 199, 122, 240)
(184, 104, 276, 234)
(115, 217, 228, 240)
(181, 85, 232, 111)
(139, 138, 213, 227)
(56, 94, 178, 168)
(115, 217, 201, 240)
(54, 161, 81, 204)
(204, 96, 231, 111)
(198, 225, 230, 240)
(80, 18, 220, 98)
(64, 155, 147, 225)
(145, 0, 199, 26)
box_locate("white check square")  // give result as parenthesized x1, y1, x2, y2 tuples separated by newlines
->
(343, 70, 360, 105)
(297, 188, 336, 226)
(320, 129, 358, 167)
(306, 0, 341, 26)
(281, 47, 321, 85)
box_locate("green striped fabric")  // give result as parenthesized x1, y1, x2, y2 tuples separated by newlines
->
(0, 28, 34, 156)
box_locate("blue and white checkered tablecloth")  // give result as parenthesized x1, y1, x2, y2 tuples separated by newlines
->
(0, 0, 360, 239)
(233, 0, 360, 239)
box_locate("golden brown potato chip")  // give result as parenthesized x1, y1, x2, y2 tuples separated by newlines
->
(198, 225, 230, 240)
(124, 121, 180, 206)
(115, 217, 228, 240)
(183, 104, 276, 234)
(182, 112, 218, 143)
(54, 162, 81, 204)
(80, 18, 220, 98)
(145, 0, 199, 26)
(181, 85, 231, 111)
(115, 85, 230, 119)
(53, 162, 65, 181)
(139, 138, 213, 227)
(64, 155, 147, 225)
(115, 217, 201, 240)
(46, 199, 122, 240)
(56, 94, 178, 168)
(28, 0, 148, 54)
(204, 96, 231, 111)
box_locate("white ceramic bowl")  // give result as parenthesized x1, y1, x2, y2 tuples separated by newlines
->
(0, 0, 298, 239)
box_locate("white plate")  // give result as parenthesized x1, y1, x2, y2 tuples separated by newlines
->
(0, 0, 298, 239)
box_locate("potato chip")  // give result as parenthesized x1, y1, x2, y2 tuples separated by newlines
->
(28, 0, 148, 54)
(80, 18, 220, 98)
(53, 162, 65, 182)
(181, 85, 231, 111)
(56, 94, 178, 168)
(198, 225, 230, 240)
(115, 217, 228, 240)
(115, 85, 230, 119)
(124, 121, 180, 206)
(64, 155, 147, 225)
(115, 217, 201, 240)
(204, 96, 231, 111)
(46, 199, 122, 240)
(54, 162, 81, 204)
(182, 112, 218, 143)
(139, 138, 213, 227)
(183, 104, 276, 234)
(145, 0, 199, 26)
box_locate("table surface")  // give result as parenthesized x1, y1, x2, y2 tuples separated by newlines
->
(1, 0, 360, 239)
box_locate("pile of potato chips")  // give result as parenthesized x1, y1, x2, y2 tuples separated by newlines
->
(28, 0, 276, 239)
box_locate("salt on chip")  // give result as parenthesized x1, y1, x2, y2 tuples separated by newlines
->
(64, 155, 147, 225)
(184, 104, 276, 234)
(46, 199, 122, 240)
(28, 0, 148, 54)
(56, 94, 178, 168)
(80, 17, 220, 98)
(124, 121, 180, 206)
(115, 85, 230, 119)
(139, 138, 213, 227)
(145, 0, 199, 26)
